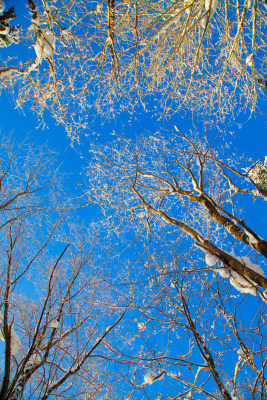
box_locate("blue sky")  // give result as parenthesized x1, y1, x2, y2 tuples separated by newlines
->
(0, 1, 267, 399)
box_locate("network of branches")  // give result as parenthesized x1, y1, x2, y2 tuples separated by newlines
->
(0, 1, 266, 399)
(0, 0, 267, 139)
(85, 128, 267, 299)
(0, 135, 266, 400)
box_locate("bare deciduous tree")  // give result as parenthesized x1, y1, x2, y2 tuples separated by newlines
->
(125, 245, 267, 400)
(84, 127, 267, 299)
(0, 136, 130, 399)
(0, 131, 265, 400)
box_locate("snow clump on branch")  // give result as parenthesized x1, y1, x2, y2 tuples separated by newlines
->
(33, 29, 56, 62)
(0, 312, 21, 355)
(143, 370, 165, 385)
(50, 320, 60, 329)
(205, 252, 219, 267)
(200, 0, 219, 27)
(246, 54, 253, 67)
(10, 327, 21, 355)
(201, 245, 265, 296)
(205, 0, 218, 16)
(221, 256, 265, 296)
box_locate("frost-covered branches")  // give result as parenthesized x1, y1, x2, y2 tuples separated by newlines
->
(1, 0, 267, 138)
(123, 248, 267, 400)
(84, 128, 267, 297)
(0, 136, 130, 400)
(0, 222, 128, 400)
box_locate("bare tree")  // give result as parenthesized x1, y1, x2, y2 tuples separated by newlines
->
(0, 131, 265, 400)
(0, 136, 131, 399)
(1, 0, 267, 139)
(123, 245, 267, 400)
(84, 127, 267, 299)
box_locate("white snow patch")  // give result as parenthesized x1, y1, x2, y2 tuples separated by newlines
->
(106, 36, 112, 45)
(96, 3, 103, 13)
(144, 370, 157, 384)
(138, 323, 146, 331)
(0, 326, 4, 342)
(10, 328, 21, 356)
(184, 390, 193, 399)
(222, 255, 265, 295)
(199, 14, 209, 28)
(230, 271, 257, 295)
(236, 256, 265, 277)
(192, 180, 199, 191)
(205, 0, 218, 17)
(33, 29, 56, 61)
(246, 54, 253, 67)
(28, 353, 41, 365)
(136, 211, 146, 218)
(215, 266, 230, 278)
(214, 253, 265, 296)
(205, 253, 218, 267)
(237, 348, 246, 359)
(143, 370, 165, 384)
(50, 320, 60, 329)
(0, 26, 10, 35)
(245, 230, 258, 244)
